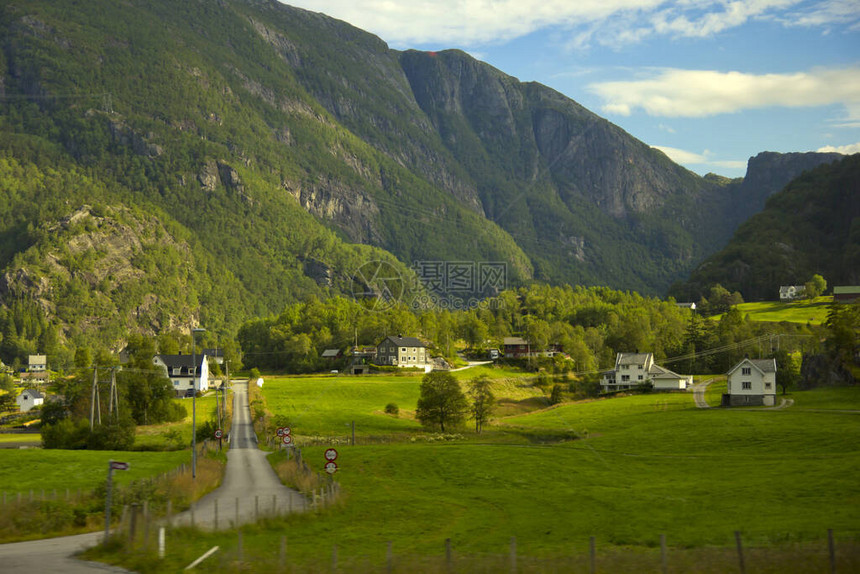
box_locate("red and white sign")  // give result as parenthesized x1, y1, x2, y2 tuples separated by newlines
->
(214, 429, 223, 439)
(324, 461, 338, 474)
(109, 461, 129, 471)
(276, 427, 285, 437)
(324, 448, 338, 462)
(282, 434, 293, 445)
(282, 426, 292, 436)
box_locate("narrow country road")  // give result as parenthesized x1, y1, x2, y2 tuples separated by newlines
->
(170, 380, 307, 529)
(692, 378, 714, 408)
(0, 381, 306, 572)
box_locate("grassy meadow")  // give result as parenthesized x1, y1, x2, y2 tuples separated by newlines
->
(89, 373, 854, 571)
(716, 297, 833, 325)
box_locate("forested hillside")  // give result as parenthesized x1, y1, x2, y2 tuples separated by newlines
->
(674, 154, 860, 301)
(0, 0, 849, 364)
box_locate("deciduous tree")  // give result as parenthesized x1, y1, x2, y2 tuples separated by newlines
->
(416, 371, 468, 432)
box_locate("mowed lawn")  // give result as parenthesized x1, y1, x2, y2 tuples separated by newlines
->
(262, 375, 425, 436)
(241, 380, 860, 563)
(718, 297, 833, 325)
(0, 449, 190, 494)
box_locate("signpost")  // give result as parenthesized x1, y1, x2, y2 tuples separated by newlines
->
(324, 448, 338, 474)
(105, 460, 130, 540)
(282, 434, 293, 445)
(214, 429, 223, 451)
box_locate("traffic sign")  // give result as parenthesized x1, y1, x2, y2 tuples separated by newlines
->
(283, 426, 291, 436)
(276, 427, 285, 437)
(214, 429, 223, 439)
(109, 461, 129, 471)
(282, 434, 293, 445)
(324, 448, 338, 461)
(324, 461, 338, 474)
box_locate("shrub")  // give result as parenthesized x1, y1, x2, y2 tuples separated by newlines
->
(384, 402, 399, 416)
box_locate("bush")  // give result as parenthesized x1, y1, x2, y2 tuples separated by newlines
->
(384, 402, 399, 416)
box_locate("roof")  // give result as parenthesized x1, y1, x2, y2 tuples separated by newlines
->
(154, 354, 206, 369)
(379, 336, 426, 348)
(28, 355, 46, 363)
(834, 286, 860, 295)
(728, 357, 777, 375)
(503, 337, 529, 346)
(617, 353, 653, 365)
(202, 348, 223, 357)
(19, 389, 44, 399)
(648, 364, 687, 379)
(321, 349, 341, 358)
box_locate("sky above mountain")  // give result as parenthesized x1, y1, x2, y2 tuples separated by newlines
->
(281, 0, 860, 178)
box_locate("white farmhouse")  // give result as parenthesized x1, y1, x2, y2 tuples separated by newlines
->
(724, 357, 777, 406)
(601, 353, 691, 392)
(152, 353, 210, 397)
(16, 388, 44, 412)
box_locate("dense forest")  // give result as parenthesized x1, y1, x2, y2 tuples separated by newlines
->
(237, 284, 821, 377)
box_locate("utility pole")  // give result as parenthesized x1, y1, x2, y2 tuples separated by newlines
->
(90, 368, 101, 430)
(108, 368, 119, 421)
(191, 327, 206, 479)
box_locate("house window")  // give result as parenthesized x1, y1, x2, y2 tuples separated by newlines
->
(742, 381, 752, 390)
(621, 375, 630, 382)
(401, 348, 407, 352)
(172, 367, 180, 376)
(638, 365, 643, 370)
(174, 380, 180, 386)
(742, 367, 751, 375)
(638, 375, 643, 380)
(765, 383, 772, 390)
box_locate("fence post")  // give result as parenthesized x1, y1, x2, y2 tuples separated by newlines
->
(128, 503, 139, 547)
(255, 495, 259, 520)
(237, 530, 243, 562)
(828, 529, 836, 574)
(660, 534, 668, 574)
(386, 541, 393, 574)
(235, 497, 239, 527)
(280, 536, 286, 569)
(735, 531, 746, 574)
(332, 544, 338, 572)
(158, 526, 165, 559)
(214, 499, 219, 530)
(510, 536, 517, 574)
(589, 536, 596, 574)
(273, 494, 277, 516)
(445, 538, 452, 572)
(166, 500, 172, 528)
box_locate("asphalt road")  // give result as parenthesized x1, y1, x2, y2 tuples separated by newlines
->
(170, 380, 307, 530)
(0, 380, 306, 572)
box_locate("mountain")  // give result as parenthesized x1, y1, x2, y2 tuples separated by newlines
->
(671, 154, 860, 301)
(0, 0, 847, 357)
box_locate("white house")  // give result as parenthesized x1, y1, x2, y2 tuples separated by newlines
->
(375, 336, 432, 372)
(779, 285, 806, 301)
(724, 357, 777, 406)
(27, 355, 47, 372)
(152, 353, 210, 397)
(601, 352, 691, 392)
(16, 389, 44, 412)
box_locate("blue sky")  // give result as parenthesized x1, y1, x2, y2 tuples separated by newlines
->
(282, 1, 860, 178)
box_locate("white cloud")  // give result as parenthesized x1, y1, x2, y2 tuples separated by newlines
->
(652, 145, 707, 163)
(785, 0, 860, 29)
(817, 142, 860, 154)
(589, 66, 860, 118)
(282, 0, 666, 47)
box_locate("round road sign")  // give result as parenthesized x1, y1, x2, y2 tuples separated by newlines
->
(276, 427, 285, 437)
(324, 461, 338, 474)
(324, 448, 338, 461)
(283, 426, 292, 436)
(282, 434, 293, 445)
(214, 429, 223, 439)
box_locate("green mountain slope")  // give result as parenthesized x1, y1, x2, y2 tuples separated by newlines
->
(673, 154, 860, 301)
(0, 0, 847, 358)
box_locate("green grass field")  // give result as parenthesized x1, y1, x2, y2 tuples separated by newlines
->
(714, 297, 833, 324)
(0, 449, 190, 494)
(88, 380, 860, 572)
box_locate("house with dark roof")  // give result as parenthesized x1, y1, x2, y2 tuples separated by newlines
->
(724, 357, 777, 406)
(375, 336, 430, 371)
(502, 337, 563, 359)
(16, 388, 44, 412)
(833, 286, 860, 303)
(779, 285, 806, 301)
(152, 353, 210, 397)
(601, 352, 691, 392)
